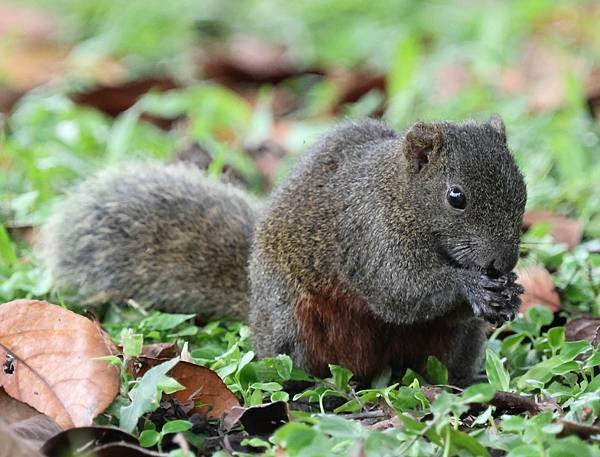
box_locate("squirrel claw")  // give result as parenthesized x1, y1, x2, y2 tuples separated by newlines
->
(466, 272, 523, 324)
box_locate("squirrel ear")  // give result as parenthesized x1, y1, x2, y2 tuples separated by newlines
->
(488, 114, 506, 139)
(402, 122, 444, 173)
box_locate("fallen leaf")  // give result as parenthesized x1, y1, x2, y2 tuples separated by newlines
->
(41, 426, 137, 457)
(0, 418, 45, 457)
(523, 210, 583, 248)
(516, 266, 561, 313)
(586, 65, 600, 120)
(6, 224, 38, 246)
(128, 357, 240, 419)
(245, 138, 288, 191)
(163, 361, 240, 419)
(558, 420, 600, 440)
(72, 78, 178, 119)
(201, 36, 301, 84)
(79, 442, 164, 457)
(0, 89, 25, 114)
(223, 402, 289, 435)
(0, 43, 68, 89)
(171, 142, 249, 189)
(0, 41, 68, 113)
(141, 343, 181, 359)
(488, 391, 542, 415)
(327, 68, 385, 113)
(366, 416, 402, 431)
(0, 389, 62, 449)
(0, 299, 120, 429)
(0, 5, 66, 112)
(0, 4, 59, 43)
(422, 386, 542, 415)
(495, 39, 585, 113)
(565, 317, 600, 347)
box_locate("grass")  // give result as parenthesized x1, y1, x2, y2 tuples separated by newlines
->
(1, 0, 599, 456)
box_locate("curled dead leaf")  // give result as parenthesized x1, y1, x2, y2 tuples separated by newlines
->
(495, 40, 585, 113)
(0, 418, 45, 457)
(423, 386, 541, 416)
(72, 78, 178, 119)
(223, 401, 289, 435)
(41, 426, 137, 457)
(0, 389, 62, 448)
(586, 65, 600, 120)
(327, 69, 385, 113)
(141, 343, 181, 359)
(128, 357, 239, 419)
(516, 266, 561, 313)
(81, 442, 164, 457)
(523, 210, 583, 249)
(201, 36, 301, 84)
(558, 420, 600, 440)
(0, 300, 120, 429)
(565, 317, 600, 347)
(5, 224, 38, 246)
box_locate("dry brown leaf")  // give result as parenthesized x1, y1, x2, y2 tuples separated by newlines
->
(496, 39, 585, 113)
(565, 317, 600, 347)
(0, 418, 45, 457)
(6, 225, 38, 247)
(169, 362, 240, 418)
(367, 416, 402, 431)
(223, 401, 289, 435)
(40, 426, 137, 457)
(0, 5, 66, 112)
(0, 41, 67, 113)
(172, 142, 249, 189)
(0, 299, 120, 429)
(128, 357, 240, 419)
(245, 139, 288, 191)
(72, 78, 178, 119)
(523, 210, 583, 248)
(82, 442, 164, 457)
(0, 389, 62, 448)
(201, 36, 301, 84)
(559, 420, 600, 440)
(586, 65, 600, 120)
(516, 266, 561, 313)
(0, 4, 59, 43)
(326, 68, 385, 114)
(140, 343, 180, 359)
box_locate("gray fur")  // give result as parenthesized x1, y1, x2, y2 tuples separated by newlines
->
(40, 118, 526, 386)
(249, 118, 526, 384)
(39, 163, 258, 319)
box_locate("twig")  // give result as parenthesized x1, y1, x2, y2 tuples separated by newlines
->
(342, 410, 386, 420)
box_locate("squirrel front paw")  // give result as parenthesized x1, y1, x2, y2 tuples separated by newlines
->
(464, 271, 523, 325)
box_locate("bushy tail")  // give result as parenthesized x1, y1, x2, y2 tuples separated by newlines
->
(39, 163, 259, 319)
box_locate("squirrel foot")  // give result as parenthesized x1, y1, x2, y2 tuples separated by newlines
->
(464, 271, 523, 325)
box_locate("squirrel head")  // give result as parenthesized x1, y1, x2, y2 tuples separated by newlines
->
(398, 115, 526, 276)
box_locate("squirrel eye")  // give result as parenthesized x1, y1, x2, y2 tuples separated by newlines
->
(446, 186, 466, 210)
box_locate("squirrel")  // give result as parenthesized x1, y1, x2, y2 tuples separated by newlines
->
(39, 116, 526, 386)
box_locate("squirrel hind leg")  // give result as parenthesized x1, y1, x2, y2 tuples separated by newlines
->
(248, 256, 305, 363)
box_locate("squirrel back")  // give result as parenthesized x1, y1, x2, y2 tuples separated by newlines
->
(40, 117, 526, 386)
(40, 163, 258, 319)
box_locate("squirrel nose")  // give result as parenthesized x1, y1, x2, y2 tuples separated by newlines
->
(486, 255, 517, 278)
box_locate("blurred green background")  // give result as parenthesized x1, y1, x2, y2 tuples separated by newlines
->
(0, 0, 599, 302)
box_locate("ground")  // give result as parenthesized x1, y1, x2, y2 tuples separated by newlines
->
(0, 1, 599, 456)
